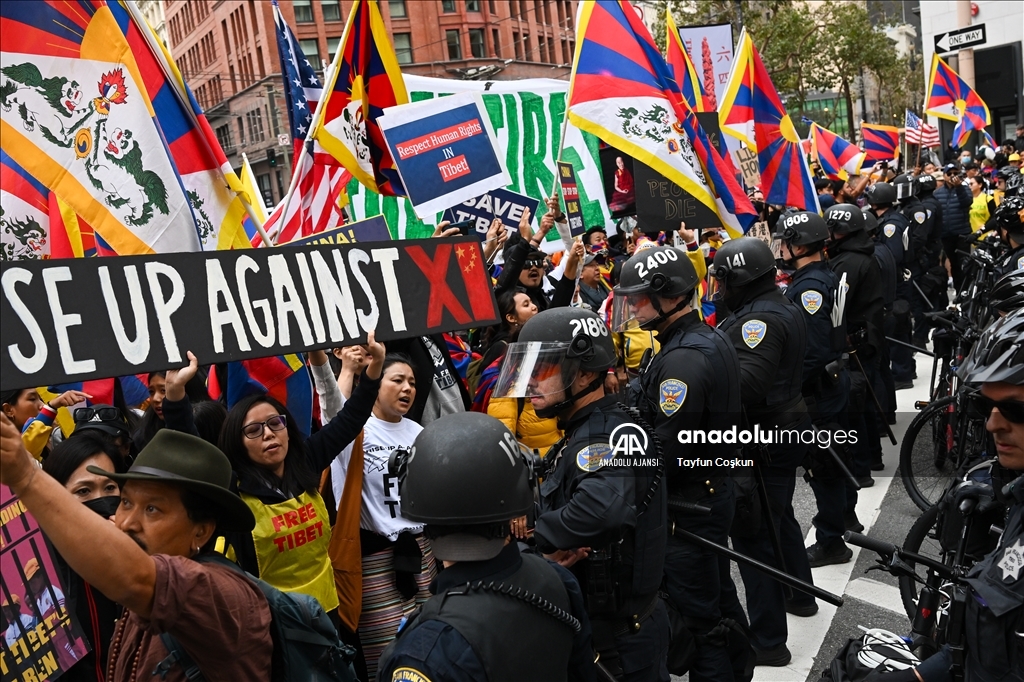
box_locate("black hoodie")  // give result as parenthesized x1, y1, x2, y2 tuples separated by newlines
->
(827, 232, 886, 358)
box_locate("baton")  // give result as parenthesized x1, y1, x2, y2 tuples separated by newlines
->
(912, 279, 934, 309)
(849, 351, 898, 445)
(885, 336, 935, 357)
(669, 521, 844, 607)
(809, 424, 861, 490)
(753, 457, 793, 600)
(595, 657, 619, 682)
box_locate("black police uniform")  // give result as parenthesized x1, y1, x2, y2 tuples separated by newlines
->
(914, 191, 947, 342)
(913, 481, 1024, 682)
(631, 310, 748, 682)
(872, 234, 900, 421)
(878, 205, 916, 384)
(377, 541, 595, 682)
(718, 278, 816, 649)
(827, 231, 886, 513)
(784, 261, 851, 550)
(535, 395, 670, 682)
(996, 243, 1024, 278)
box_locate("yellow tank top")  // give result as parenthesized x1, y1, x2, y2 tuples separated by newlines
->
(241, 491, 340, 613)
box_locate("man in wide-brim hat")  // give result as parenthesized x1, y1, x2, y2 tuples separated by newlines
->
(0, 418, 273, 681)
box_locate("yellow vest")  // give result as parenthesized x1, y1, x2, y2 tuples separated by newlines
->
(241, 490, 339, 613)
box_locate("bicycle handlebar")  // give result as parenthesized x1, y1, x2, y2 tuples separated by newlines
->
(844, 531, 958, 580)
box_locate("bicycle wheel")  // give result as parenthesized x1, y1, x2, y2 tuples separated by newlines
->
(899, 504, 943, 619)
(900, 397, 958, 511)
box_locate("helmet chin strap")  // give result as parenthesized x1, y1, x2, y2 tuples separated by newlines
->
(641, 294, 690, 332)
(535, 373, 607, 420)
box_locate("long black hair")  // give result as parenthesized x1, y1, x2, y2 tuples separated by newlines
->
(218, 394, 317, 496)
(132, 371, 166, 449)
(43, 431, 125, 485)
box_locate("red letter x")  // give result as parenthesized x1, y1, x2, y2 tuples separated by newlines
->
(406, 244, 470, 327)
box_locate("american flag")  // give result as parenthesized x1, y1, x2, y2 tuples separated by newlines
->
(905, 110, 940, 148)
(258, 1, 350, 246)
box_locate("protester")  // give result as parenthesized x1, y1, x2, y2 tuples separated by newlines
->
(131, 371, 167, 450)
(0, 421, 274, 680)
(40, 433, 125, 681)
(70, 404, 135, 466)
(967, 175, 996, 232)
(934, 162, 973, 289)
(1, 388, 91, 459)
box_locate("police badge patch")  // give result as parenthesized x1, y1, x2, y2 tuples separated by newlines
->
(393, 668, 433, 682)
(1018, 255, 1023, 271)
(913, 211, 926, 224)
(800, 290, 823, 315)
(883, 224, 896, 238)
(659, 379, 688, 416)
(997, 539, 1024, 581)
(741, 320, 767, 348)
(576, 443, 613, 472)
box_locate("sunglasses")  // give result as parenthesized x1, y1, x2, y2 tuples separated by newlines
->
(524, 258, 545, 269)
(74, 406, 123, 424)
(242, 414, 288, 439)
(966, 394, 1024, 424)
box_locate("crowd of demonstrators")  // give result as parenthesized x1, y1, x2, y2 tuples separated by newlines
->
(1, 136, 1023, 682)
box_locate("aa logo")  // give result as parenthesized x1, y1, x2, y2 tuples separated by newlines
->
(610, 423, 649, 458)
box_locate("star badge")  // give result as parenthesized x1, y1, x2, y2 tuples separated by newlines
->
(998, 538, 1024, 581)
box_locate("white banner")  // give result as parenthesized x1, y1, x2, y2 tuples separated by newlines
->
(674, 23, 734, 112)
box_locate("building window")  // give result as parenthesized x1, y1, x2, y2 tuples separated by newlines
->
(389, 0, 407, 18)
(489, 0, 497, 14)
(326, 37, 341, 62)
(322, 0, 341, 21)
(257, 174, 273, 207)
(246, 108, 266, 143)
(237, 117, 246, 146)
(294, 0, 313, 23)
(513, 31, 521, 59)
(446, 29, 462, 59)
(522, 34, 531, 61)
(466, 0, 480, 11)
(442, 0, 456, 13)
(393, 33, 413, 64)
(510, 1, 518, 18)
(216, 124, 232, 152)
(469, 28, 485, 58)
(492, 28, 500, 57)
(298, 39, 320, 67)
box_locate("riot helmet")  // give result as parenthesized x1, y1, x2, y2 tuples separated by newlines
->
(915, 174, 937, 194)
(824, 203, 866, 242)
(958, 309, 1024, 385)
(611, 246, 699, 332)
(994, 195, 1024, 244)
(865, 181, 897, 207)
(989, 271, 1024, 316)
(493, 307, 615, 418)
(773, 211, 829, 246)
(392, 412, 533, 561)
(862, 208, 879, 235)
(712, 237, 776, 290)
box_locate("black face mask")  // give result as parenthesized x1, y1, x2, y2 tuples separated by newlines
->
(83, 495, 120, 519)
(776, 257, 796, 276)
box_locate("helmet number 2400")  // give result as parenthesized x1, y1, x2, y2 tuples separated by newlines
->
(632, 247, 679, 279)
(570, 316, 609, 338)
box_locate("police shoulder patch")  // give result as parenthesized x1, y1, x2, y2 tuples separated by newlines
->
(741, 319, 767, 348)
(393, 668, 432, 682)
(883, 223, 896, 238)
(576, 443, 613, 472)
(1018, 255, 1024, 272)
(800, 290, 823, 315)
(659, 379, 688, 416)
(913, 211, 926, 224)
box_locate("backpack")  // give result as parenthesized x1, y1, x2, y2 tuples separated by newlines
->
(154, 553, 357, 682)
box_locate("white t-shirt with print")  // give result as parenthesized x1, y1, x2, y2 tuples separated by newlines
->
(331, 415, 423, 540)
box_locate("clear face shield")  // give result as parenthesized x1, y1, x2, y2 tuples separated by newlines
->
(610, 291, 653, 332)
(492, 342, 581, 399)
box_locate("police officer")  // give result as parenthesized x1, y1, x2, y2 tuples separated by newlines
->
(711, 237, 815, 665)
(493, 306, 670, 682)
(612, 245, 750, 682)
(884, 310, 1024, 682)
(824, 204, 886, 530)
(867, 181, 916, 395)
(377, 412, 596, 682)
(774, 211, 853, 568)
(993, 196, 1024, 277)
(912, 173, 947, 345)
(863, 208, 899, 431)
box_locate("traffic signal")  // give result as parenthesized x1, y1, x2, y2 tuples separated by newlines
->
(267, 148, 277, 167)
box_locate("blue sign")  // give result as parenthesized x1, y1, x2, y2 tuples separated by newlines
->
(284, 215, 391, 247)
(441, 188, 540, 239)
(379, 93, 509, 217)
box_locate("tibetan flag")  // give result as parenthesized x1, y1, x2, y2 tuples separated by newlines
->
(0, 2, 250, 254)
(224, 355, 314, 438)
(861, 122, 900, 166)
(568, 0, 755, 235)
(314, 0, 408, 196)
(925, 53, 991, 149)
(718, 30, 818, 211)
(811, 123, 865, 181)
(665, 11, 706, 112)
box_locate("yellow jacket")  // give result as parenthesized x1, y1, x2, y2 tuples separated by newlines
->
(20, 404, 57, 461)
(488, 396, 562, 452)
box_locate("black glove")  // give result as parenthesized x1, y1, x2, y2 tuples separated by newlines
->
(950, 480, 999, 516)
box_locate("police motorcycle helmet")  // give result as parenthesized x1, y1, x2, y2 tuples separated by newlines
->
(711, 236, 777, 300)
(611, 245, 700, 332)
(994, 195, 1024, 244)
(492, 307, 616, 419)
(958, 308, 1024, 386)
(989, 271, 1024, 316)
(824, 203, 867, 242)
(915, 173, 937, 194)
(864, 181, 898, 207)
(390, 412, 533, 561)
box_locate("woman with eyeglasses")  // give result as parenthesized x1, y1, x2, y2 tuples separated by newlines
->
(159, 334, 384, 625)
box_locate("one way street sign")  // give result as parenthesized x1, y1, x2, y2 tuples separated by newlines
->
(935, 24, 987, 54)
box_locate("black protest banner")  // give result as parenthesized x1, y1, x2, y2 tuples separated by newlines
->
(557, 161, 586, 237)
(0, 237, 497, 391)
